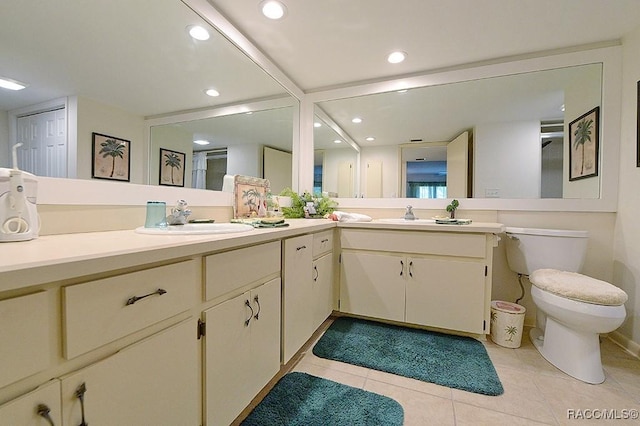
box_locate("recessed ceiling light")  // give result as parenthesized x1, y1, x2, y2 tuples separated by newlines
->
(0, 76, 27, 91)
(333, 140, 342, 144)
(260, 0, 287, 20)
(188, 25, 210, 41)
(205, 89, 220, 97)
(352, 117, 362, 124)
(314, 122, 322, 128)
(387, 51, 407, 64)
(560, 104, 566, 112)
(246, 111, 253, 115)
(194, 140, 210, 145)
(365, 137, 375, 142)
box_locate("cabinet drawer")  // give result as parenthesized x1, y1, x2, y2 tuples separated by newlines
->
(205, 241, 280, 301)
(313, 230, 334, 258)
(0, 291, 51, 388)
(63, 259, 199, 359)
(0, 379, 61, 424)
(340, 229, 486, 258)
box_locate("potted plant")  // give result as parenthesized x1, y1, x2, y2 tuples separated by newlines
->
(446, 199, 459, 219)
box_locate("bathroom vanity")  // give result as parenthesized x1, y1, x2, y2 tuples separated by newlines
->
(0, 218, 501, 425)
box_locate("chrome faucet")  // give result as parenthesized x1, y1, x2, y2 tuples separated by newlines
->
(404, 205, 416, 220)
(167, 199, 192, 225)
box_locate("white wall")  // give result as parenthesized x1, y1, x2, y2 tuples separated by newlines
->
(360, 145, 399, 198)
(474, 120, 541, 198)
(322, 147, 358, 196)
(76, 96, 145, 183)
(227, 144, 261, 177)
(612, 23, 640, 349)
(0, 112, 8, 168)
(563, 64, 602, 199)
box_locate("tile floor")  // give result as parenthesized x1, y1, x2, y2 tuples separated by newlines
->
(278, 319, 640, 425)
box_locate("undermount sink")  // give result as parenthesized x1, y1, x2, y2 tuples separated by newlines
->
(377, 218, 436, 223)
(135, 223, 254, 235)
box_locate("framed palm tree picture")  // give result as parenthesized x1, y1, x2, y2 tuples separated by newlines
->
(92, 132, 131, 181)
(159, 148, 185, 187)
(568, 106, 599, 181)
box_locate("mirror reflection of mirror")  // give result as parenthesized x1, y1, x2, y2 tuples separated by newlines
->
(1, 0, 290, 189)
(313, 109, 360, 197)
(316, 63, 602, 199)
(151, 105, 294, 194)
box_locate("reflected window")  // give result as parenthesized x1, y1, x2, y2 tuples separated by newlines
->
(406, 160, 447, 198)
(313, 164, 323, 194)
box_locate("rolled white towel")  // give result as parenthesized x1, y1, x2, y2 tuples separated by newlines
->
(328, 211, 373, 222)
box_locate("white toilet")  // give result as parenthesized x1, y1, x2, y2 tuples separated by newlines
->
(504, 227, 627, 384)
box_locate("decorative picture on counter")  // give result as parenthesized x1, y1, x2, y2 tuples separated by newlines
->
(233, 175, 270, 218)
(569, 106, 599, 181)
(159, 148, 185, 187)
(92, 132, 130, 181)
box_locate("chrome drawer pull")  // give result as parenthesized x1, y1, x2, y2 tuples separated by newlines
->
(126, 288, 167, 306)
(37, 404, 55, 426)
(253, 295, 261, 320)
(296, 245, 307, 251)
(245, 299, 254, 326)
(75, 382, 88, 426)
(321, 238, 329, 243)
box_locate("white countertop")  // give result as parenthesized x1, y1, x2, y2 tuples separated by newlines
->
(0, 218, 504, 293)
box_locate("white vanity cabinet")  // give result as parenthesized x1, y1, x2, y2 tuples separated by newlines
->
(204, 278, 280, 426)
(340, 228, 496, 334)
(60, 319, 199, 426)
(203, 241, 282, 426)
(282, 230, 335, 364)
(0, 380, 61, 425)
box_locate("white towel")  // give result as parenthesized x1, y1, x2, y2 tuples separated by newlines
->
(330, 211, 373, 222)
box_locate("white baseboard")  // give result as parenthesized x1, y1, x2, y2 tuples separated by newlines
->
(607, 330, 640, 359)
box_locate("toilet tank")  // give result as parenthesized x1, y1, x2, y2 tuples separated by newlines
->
(504, 227, 588, 275)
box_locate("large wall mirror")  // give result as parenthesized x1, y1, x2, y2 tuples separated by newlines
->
(315, 63, 602, 199)
(304, 46, 621, 211)
(0, 0, 294, 191)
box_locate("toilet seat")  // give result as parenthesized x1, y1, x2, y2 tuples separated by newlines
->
(530, 269, 628, 306)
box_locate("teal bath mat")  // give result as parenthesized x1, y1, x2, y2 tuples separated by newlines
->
(241, 372, 404, 426)
(313, 317, 504, 396)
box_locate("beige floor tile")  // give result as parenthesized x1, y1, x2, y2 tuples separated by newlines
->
(454, 401, 557, 425)
(533, 373, 640, 426)
(298, 350, 371, 378)
(366, 368, 453, 399)
(452, 365, 557, 424)
(364, 378, 456, 426)
(292, 359, 368, 389)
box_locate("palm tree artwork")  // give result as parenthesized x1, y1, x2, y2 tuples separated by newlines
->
(573, 117, 594, 176)
(99, 138, 127, 178)
(242, 188, 262, 214)
(164, 151, 183, 185)
(504, 325, 518, 342)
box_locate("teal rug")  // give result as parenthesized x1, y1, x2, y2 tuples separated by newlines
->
(241, 372, 404, 426)
(313, 317, 504, 396)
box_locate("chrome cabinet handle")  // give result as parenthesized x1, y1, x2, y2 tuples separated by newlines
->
(313, 265, 319, 282)
(400, 260, 404, 276)
(244, 299, 254, 326)
(321, 238, 329, 243)
(253, 295, 261, 320)
(37, 404, 55, 426)
(296, 245, 307, 251)
(125, 288, 167, 306)
(409, 261, 413, 277)
(75, 382, 88, 426)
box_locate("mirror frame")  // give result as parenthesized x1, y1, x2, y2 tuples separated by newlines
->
(302, 45, 622, 212)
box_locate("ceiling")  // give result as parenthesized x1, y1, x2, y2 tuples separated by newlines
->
(208, 0, 640, 92)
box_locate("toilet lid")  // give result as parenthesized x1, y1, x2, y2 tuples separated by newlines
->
(529, 269, 628, 306)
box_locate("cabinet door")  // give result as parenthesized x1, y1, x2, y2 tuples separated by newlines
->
(340, 252, 405, 322)
(60, 320, 199, 426)
(282, 234, 313, 363)
(406, 257, 486, 333)
(205, 291, 252, 426)
(0, 379, 61, 425)
(312, 252, 334, 330)
(249, 278, 281, 401)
